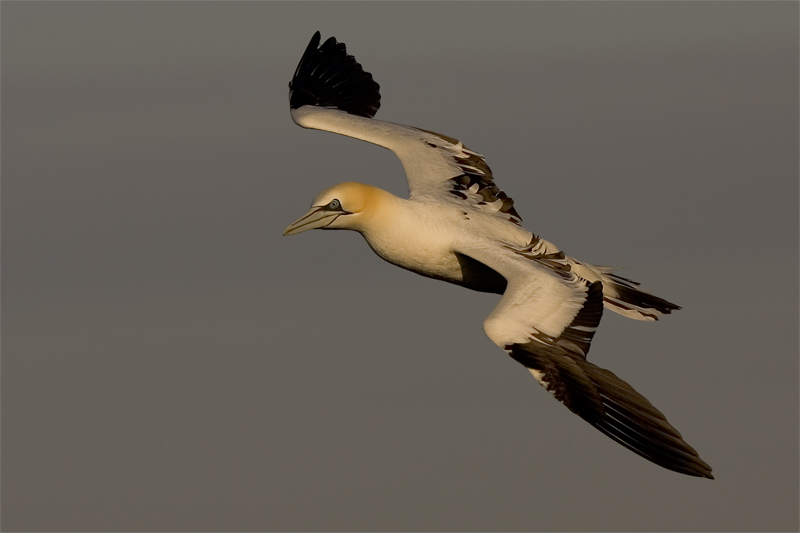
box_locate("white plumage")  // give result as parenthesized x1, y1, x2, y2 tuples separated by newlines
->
(283, 32, 712, 479)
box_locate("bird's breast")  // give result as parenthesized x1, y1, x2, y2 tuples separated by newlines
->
(356, 205, 459, 279)
(358, 203, 519, 293)
(362, 218, 463, 282)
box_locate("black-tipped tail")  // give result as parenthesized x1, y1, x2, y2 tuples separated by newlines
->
(602, 272, 682, 321)
(289, 31, 381, 118)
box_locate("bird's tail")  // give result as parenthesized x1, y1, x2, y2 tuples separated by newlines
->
(518, 235, 681, 321)
(570, 261, 681, 321)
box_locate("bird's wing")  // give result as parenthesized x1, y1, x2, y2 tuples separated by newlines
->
(456, 240, 713, 478)
(289, 32, 521, 225)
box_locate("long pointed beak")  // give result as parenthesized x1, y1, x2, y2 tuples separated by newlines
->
(283, 207, 341, 236)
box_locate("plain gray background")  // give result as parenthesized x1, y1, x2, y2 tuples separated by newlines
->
(2, 2, 798, 531)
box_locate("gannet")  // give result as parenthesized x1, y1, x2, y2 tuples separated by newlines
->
(283, 32, 713, 479)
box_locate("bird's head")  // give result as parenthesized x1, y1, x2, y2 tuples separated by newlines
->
(283, 181, 382, 236)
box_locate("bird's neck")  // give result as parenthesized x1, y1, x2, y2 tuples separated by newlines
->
(352, 185, 407, 234)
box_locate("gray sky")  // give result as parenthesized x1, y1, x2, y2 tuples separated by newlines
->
(2, 2, 798, 531)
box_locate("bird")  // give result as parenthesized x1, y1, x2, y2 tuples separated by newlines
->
(282, 31, 713, 479)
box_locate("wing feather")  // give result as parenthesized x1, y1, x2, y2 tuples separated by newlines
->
(457, 242, 712, 478)
(288, 32, 520, 224)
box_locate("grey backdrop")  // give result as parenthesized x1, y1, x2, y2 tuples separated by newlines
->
(2, 2, 798, 531)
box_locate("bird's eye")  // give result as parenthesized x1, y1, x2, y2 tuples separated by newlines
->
(328, 199, 341, 210)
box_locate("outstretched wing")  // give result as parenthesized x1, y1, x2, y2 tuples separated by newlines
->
(458, 241, 713, 478)
(288, 32, 521, 225)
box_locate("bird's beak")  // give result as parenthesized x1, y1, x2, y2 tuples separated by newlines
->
(283, 207, 342, 236)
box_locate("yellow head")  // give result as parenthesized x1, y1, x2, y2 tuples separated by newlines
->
(282, 182, 388, 236)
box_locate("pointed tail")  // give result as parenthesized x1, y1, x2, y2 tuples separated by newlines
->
(570, 262, 681, 321)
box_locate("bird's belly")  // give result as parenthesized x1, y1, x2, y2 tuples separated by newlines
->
(367, 234, 462, 280)
(362, 229, 507, 294)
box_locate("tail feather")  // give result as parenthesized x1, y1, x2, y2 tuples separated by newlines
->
(522, 236, 681, 321)
(570, 262, 681, 321)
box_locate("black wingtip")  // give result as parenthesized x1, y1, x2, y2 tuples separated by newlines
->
(288, 31, 381, 118)
(506, 340, 714, 479)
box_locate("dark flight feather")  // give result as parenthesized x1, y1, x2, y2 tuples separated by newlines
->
(289, 31, 381, 118)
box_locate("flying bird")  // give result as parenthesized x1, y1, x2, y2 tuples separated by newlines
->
(283, 31, 713, 479)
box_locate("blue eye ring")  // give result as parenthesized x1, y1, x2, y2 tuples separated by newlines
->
(328, 199, 341, 210)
